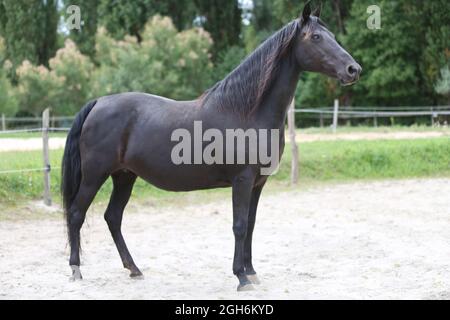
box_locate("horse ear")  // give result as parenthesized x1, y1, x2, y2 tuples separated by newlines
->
(313, 3, 322, 18)
(301, 1, 312, 22)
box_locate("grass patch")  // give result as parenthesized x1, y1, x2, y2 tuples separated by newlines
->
(1, 137, 449, 210)
(0, 132, 67, 139)
(276, 137, 450, 181)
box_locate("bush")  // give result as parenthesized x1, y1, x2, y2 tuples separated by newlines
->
(15, 39, 94, 116)
(92, 15, 214, 100)
(0, 37, 18, 116)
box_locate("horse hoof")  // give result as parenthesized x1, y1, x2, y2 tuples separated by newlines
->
(69, 265, 83, 281)
(130, 271, 144, 279)
(247, 274, 261, 285)
(237, 283, 255, 292)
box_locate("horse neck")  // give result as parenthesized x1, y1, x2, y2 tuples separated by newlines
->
(254, 52, 301, 128)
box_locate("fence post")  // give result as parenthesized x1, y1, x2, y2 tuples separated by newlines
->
(42, 108, 52, 206)
(288, 98, 299, 185)
(319, 112, 324, 127)
(332, 99, 339, 133)
(1, 114, 5, 131)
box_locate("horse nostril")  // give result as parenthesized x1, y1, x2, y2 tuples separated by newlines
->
(347, 64, 358, 76)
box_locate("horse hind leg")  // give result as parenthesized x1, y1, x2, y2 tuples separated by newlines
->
(68, 173, 108, 281)
(104, 170, 143, 278)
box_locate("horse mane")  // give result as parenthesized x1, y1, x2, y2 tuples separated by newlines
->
(201, 19, 302, 117)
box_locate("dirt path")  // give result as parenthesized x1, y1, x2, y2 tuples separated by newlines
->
(1, 178, 450, 299)
(1, 130, 449, 152)
(296, 131, 450, 143)
(0, 138, 66, 152)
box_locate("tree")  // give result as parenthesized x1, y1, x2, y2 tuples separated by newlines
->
(343, 0, 450, 106)
(435, 66, 450, 104)
(0, 36, 17, 116)
(92, 16, 213, 100)
(194, 0, 242, 58)
(212, 45, 246, 82)
(63, 0, 99, 58)
(15, 40, 94, 116)
(98, 0, 198, 42)
(419, 0, 450, 105)
(0, 0, 58, 70)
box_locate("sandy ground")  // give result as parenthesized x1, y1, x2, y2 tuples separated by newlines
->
(1, 130, 450, 152)
(296, 131, 450, 143)
(0, 137, 66, 152)
(1, 178, 450, 300)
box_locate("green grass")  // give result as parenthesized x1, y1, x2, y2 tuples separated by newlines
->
(1, 137, 449, 210)
(0, 132, 67, 139)
(277, 138, 450, 181)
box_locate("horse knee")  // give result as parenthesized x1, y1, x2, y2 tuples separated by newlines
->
(104, 211, 121, 232)
(233, 221, 247, 240)
(68, 209, 85, 229)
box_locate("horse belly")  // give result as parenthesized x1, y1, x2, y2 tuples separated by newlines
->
(130, 161, 231, 192)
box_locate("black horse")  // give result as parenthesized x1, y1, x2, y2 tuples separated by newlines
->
(62, 2, 361, 291)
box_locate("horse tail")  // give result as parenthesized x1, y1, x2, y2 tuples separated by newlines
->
(61, 100, 97, 236)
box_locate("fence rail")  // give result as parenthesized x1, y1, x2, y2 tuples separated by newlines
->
(0, 109, 71, 206)
(295, 104, 450, 127)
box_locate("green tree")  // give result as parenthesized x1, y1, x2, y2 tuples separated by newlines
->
(0, 36, 17, 116)
(435, 66, 450, 104)
(15, 40, 94, 116)
(92, 16, 213, 100)
(98, 0, 197, 41)
(0, 0, 58, 70)
(212, 45, 246, 82)
(194, 0, 242, 58)
(420, 0, 450, 105)
(63, 0, 99, 58)
(343, 0, 450, 106)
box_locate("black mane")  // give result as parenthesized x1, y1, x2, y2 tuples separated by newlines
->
(201, 19, 301, 116)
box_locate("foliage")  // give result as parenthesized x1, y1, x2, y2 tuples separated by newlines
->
(0, 1, 449, 117)
(435, 66, 450, 100)
(48, 40, 95, 115)
(92, 16, 213, 100)
(15, 40, 94, 116)
(98, 0, 198, 41)
(0, 0, 58, 72)
(194, 0, 242, 58)
(0, 37, 17, 115)
(63, 0, 99, 58)
(250, 0, 450, 109)
(211, 45, 246, 82)
(341, 0, 449, 107)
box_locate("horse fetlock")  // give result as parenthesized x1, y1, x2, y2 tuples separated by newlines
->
(69, 265, 83, 281)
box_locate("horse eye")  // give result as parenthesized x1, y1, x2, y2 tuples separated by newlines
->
(312, 34, 321, 41)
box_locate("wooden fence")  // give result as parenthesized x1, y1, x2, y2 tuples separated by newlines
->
(0, 109, 71, 206)
(296, 104, 450, 127)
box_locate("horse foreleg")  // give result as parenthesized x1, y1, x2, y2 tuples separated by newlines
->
(231, 169, 256, 291)
(244, 182, 265, 285)
(104, 171, 143, 278)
